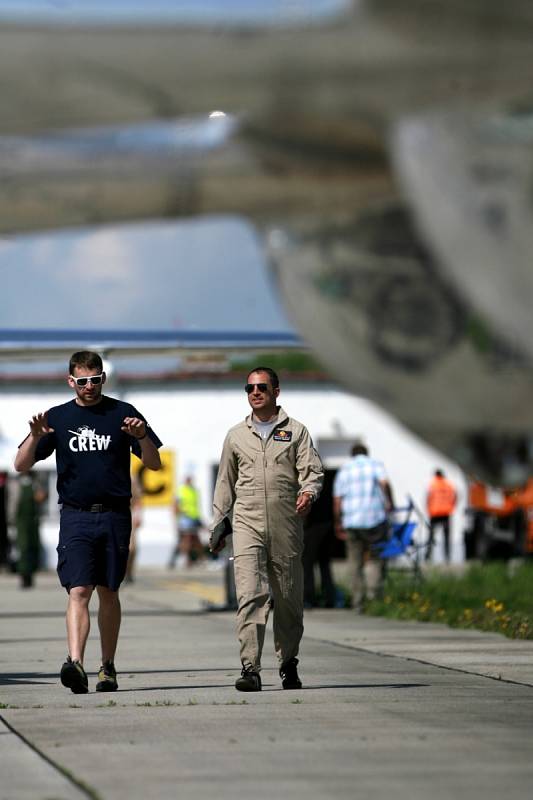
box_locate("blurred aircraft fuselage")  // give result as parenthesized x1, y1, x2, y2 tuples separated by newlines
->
(2, 0, 533, 478)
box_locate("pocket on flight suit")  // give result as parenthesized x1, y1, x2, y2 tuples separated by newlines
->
(268, 546, 301, 598)
(234, 546, 268, 600)
(270, 488, 297, 533)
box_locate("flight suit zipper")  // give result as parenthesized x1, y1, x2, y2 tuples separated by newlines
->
(259, 433, 269, 540)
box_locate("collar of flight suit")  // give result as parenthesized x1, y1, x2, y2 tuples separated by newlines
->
(245, 405, 289, 434)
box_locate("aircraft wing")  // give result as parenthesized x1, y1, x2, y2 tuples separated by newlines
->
(1, 2, 532, 138)
(0, 329, 304, 362)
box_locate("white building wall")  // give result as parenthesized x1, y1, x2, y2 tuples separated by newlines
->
(0, 381, 466, 567)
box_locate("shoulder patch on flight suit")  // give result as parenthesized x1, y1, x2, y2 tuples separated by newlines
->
(274, 430, 292, 442)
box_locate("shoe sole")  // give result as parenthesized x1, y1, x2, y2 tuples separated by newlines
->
(60, 664, 88, 694)
(282, 681, 303, 690)
(95, 680, 118, 692)
(235, 680, 261, 692)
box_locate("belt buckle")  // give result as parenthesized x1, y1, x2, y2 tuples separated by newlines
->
(90, 503, 104, 513)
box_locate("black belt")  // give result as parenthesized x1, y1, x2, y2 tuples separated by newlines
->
(62, 502, 129, 513)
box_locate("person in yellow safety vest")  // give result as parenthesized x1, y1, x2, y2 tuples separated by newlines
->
(426, 469, 457, 562)
(169, 475, 204, 568)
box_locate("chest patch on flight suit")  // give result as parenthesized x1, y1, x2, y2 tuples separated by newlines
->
(273, 430, 292, 442)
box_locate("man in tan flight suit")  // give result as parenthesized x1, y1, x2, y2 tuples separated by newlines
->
(210, 367, 324, 692)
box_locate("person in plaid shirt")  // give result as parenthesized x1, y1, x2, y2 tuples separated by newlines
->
(333, 441, 394, 612)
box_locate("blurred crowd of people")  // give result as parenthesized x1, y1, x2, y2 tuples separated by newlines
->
(0, 460, 457, 601)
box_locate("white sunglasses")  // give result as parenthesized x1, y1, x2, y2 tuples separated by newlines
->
(70, 373, 104, 387)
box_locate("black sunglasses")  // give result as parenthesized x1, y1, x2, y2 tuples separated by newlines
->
(245, 382, 270, 394)
(70, 373, 104, 387)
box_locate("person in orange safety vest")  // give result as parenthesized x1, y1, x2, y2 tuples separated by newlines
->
(426, 469, 457, 562)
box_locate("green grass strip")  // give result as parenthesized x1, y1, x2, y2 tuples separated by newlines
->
(365, 561, 533, 639)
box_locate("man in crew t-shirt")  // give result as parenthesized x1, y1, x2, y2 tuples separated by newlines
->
(15, 351, 162, 695)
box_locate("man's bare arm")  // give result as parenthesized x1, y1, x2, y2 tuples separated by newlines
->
(14, 412, 54, 472)
(122, 417, 161, 470)
(380, 479, 394, 512)
(332, 495, 347, 540)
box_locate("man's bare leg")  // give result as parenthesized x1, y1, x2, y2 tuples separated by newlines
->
(96, 585, 121, 663)
(61, 585, 92, 692)
(66, 585, 93, 663)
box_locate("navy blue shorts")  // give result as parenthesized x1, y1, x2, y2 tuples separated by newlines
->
(57, 506, 131, 592)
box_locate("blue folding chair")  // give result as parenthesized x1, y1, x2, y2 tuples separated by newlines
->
(374, 498, 428, 580)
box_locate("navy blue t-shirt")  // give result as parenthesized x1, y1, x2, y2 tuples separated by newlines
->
(33, 396, 162, 507)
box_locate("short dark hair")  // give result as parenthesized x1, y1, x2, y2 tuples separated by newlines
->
(351, 442, 368, 456)
(69, 351, 103, 374)
(247, 366, 279, 389)
(435, 469, 445, 478)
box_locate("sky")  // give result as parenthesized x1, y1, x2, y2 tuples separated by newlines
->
(1, 216, 293, 331)
(0, 0, 351, 26)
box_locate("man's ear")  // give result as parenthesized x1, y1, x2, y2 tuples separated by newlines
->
(101, 372, 107, 385)
(274, 386, 280, 399)
(67, 375, 75, 389)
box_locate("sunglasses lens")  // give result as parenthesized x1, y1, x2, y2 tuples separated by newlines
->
(245, 383, 269, 394)
(74, 375, 102, 387)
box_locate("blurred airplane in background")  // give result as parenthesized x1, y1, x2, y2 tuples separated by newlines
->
(1, 0, 533, 481)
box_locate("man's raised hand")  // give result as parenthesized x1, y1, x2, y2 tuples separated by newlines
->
(121, 417, 146, 440)
(29, 412, 53, 438)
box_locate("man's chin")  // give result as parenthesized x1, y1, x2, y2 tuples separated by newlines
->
(79, 392, 101, 405)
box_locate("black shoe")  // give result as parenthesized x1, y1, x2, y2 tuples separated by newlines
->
(96, 660, 118, 692)
(235, 666, 262, 692)
(60, 656, 88, 694)
(280, 657, 302, 690)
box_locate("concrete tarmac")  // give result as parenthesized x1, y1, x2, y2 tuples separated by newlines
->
(1, 567, 532, 800)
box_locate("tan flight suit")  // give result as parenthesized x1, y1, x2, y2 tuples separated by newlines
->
(212, 407, 324, 671)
